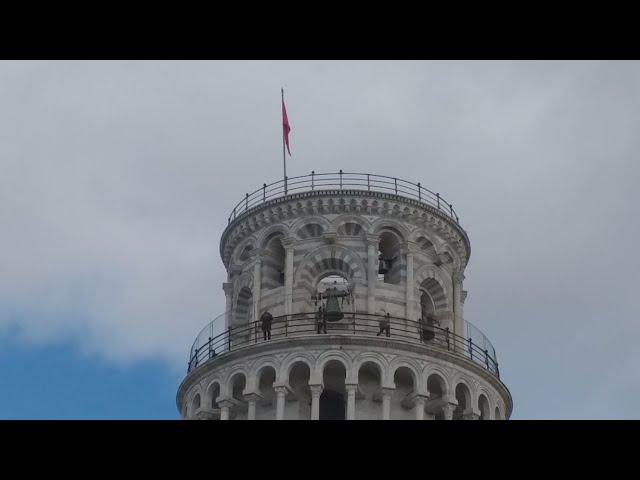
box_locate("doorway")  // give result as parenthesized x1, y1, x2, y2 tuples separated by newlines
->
(319, 390, 345, 420)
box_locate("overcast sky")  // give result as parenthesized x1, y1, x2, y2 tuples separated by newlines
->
(1, 61, 639, 419)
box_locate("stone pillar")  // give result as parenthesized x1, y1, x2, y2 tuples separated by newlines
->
(366, 234, 379, 314)
(244, 393, 262, 421)
(414, 395, 426, 420)
(252, 258, 262, 324)
(218, 399, 233, 421)
(309, 385, 323, 420)
(274, 385, 288, 420)
(282, 237, 295, 317)
(404, 241, 417, 320)
(223, 282, 234, 329)
(452, 271, 465, 348)
(345, 384, 357, 420)
(462, 411, 480, 420)
(381, 388, 394, 420)
(442, 403, 456, 420)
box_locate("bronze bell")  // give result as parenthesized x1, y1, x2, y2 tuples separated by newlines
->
(378, 257, 389, 275)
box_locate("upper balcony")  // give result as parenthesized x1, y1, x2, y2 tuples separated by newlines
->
(224, 171, 461, 229)
(186, 312, 500, 380)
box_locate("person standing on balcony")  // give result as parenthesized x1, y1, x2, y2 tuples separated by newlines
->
(260, 310, 273, 341)
(425, 314, 439, 342)
(377, 312, 391, 337)
(316, 305, 327, 334)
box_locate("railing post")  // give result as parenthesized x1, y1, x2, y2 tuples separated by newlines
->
(284, 176, 288, 195)
(367, 174, 370, 191)
(445, 327, 450, 350)
(485, 349, 489, 370)
(437, 193, 441, 210)
(394, 178, 397, 194)
(208, 337, 212, 359)
(311, 170, 315, 190)
(339, 169, 343, 190)
(245, 193, 249, 211)
(228, 327, 232, 352)
(194, 348, 199, 368)
(285, 316, 288, 337)
(468, 337, 472, 359)
(417, 182, 421, 201)
(449, 203, 454, 218)
(263, 183, 266, 201)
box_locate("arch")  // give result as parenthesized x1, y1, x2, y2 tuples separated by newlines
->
(389, 359, 423, 392)
(250, 359, 280, 391)
(332, 214, 372, 236)
(279, 352, 316, 384)
(314, 351, 353, 384)
(415, 266, 450, 311)
(377, 230, 404, 284)
(294, 244, 367, 289)
(296, 223, 326, 240)
(393, 366, 416, 395)
(494, 406, 502, 420)
(370, 218, 410, 242)
(454, 381, 472, 419)
(228, 371, 247, 403)
(256, 365, 277, 397)
(232, 236, 258, 265)
(357, 361, 383, 396)
(289, 215, 331, 239)
(191, 393, 201, 415)
(478, 393, 490, 420)
(261, 234, 286, 290)
(205, 379, 222, 409)
(353, 353, 388, 387)
(257, 224, 290, 249)
(233, 286, 253, 326)
(426, 371, 448, 399)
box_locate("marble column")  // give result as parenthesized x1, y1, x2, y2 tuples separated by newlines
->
(345, 384, 357, 420)
(223, 282, 234, 330)
(309, 384, 323, 420)
(282, 237, 295, 317)
(404, 241, 417, 321)
(274, 385, 288, 420)
(414, 395, 426, 420)
(381, 387, 394, 420)
(452, 271, 465, 350)
(252, 257, 262, 325)
(244, 393, 262, 421)
(218, 399, 234, 421)
(366, 234, 378, 314)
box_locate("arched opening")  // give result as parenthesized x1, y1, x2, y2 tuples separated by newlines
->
(234, 287, 253, 326)
(427, 374, 446, 420)
(207, 383, 221, 410)
(229, 373, 246, 420)
(191, 393, 201, 416)
(478, 394, 490, 420)
(392, 366, 416, 420)
(289, 361, 311, 420)
(320, 360, 346, 420)
(454, 383, 471, 420)
(337, 222, 364, 237)
(296, 223, 325, 239)
(238, 244, 254, 262)
(377, 231, 403, 284)
(262, 234, 286, 290)
(357, 362, 382, 420)
(255, 366, 276, 420)
(420, 290, 436, 320)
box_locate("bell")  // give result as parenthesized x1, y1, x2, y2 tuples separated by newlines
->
(378, 258, 388, 275)
(324, 290, 344, 322)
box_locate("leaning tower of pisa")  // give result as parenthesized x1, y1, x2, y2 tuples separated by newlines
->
(176, 171, 512, 420)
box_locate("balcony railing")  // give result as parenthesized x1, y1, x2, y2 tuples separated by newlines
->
(226, 171, 460, 226)
(186, 312, 499, 379)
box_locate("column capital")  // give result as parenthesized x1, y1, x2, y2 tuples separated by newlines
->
(273, 384, 291, 395)
(243, 392, 263, 403)
(462, 411, 480, 420)
(442, 403, 456, 420)
(281, 236, 296, 249)
(217, 398, 236, 409)
(365, 233, 379, 247)
(309, 384, 323, 396)
(401, 240, 418, 255)
(345, 383, 358, 393)
(452, 271, 465, 284)
(222, 282, 234, 295)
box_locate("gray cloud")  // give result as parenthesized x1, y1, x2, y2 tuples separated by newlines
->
(1, 61, 638, 418)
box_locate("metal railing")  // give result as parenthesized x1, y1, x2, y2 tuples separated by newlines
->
(226, 171, 460, 226)
(186, 312, 499, 378)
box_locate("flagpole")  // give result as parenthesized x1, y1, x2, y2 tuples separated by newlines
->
(281, 88, 287, 195)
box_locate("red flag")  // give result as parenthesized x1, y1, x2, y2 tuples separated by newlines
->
(282, 91, 291, 156)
